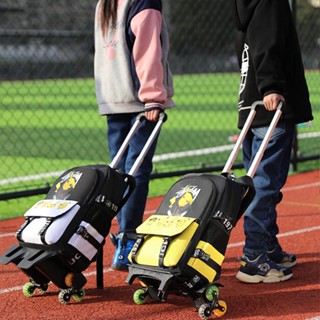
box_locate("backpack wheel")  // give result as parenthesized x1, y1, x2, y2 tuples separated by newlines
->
(58, 289, 71, 304)
(213, 300, 227, 317)
(64, 273, 75, 287)
(133, 288, 147, 305)
(198, 303, 211, 320)
(73, 288, 85, 302)
(205, 284, 219, 301)
(38, 282, 48, 294)
(22, 282, 36, 297)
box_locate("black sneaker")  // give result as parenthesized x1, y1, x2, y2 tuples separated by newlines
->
(236, 254, 293, 283)
(267, 247, 297, 268)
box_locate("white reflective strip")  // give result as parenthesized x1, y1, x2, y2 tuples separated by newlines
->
(80, 221, 104, 243)
(68, 234, 97, 261)
(19, 218, 47, 244)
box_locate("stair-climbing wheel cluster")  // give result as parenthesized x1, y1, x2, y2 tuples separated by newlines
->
(198, 285, 227, 320)
(22, 273, 86, 305)
(132, 283, 227, 319)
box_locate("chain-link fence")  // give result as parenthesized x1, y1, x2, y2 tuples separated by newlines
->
(1, 0, 319, 199)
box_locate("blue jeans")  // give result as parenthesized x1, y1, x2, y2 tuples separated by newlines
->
(242, 120, 294, 259)
(107, 113, 160, 235)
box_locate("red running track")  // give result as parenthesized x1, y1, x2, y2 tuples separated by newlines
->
(0, 170, 319, 320)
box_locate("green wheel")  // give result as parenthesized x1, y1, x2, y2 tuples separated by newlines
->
(133, 288, 147, 305)
(205, 285, 219, 302)
(22, 282, 35, 297)
(73, 288, 85, 302)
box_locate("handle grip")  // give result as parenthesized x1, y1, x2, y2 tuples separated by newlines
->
(110, 112, 167, 176)
(222, 101, 283, 177)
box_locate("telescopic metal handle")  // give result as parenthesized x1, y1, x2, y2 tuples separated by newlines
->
(110, 113, 145, 169)
(222, 100, 283, 178)
(247, 102, 283, 178)
(129, 112, 166, 177)
(222, 101, 262, 173)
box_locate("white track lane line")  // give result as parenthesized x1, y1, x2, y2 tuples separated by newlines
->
(227, 226, 320, 248)
(1, 131, 318, 186)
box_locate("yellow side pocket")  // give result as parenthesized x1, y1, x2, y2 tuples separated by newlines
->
(187, 240, 225, 282)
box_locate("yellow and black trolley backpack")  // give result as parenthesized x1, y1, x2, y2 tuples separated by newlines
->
(127, 172, 255, 317)
(126, 102, 283, 319)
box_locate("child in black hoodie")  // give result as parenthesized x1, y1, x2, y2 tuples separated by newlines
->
(232, 0, 313, 283)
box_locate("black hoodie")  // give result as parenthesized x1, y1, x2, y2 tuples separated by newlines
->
(233, 0, 313, 128)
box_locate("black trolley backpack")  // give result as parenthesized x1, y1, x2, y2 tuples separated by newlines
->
(0, 112, 166, 304)
(126, 102, 283, 319)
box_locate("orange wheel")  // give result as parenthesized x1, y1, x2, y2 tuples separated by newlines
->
(213, 300, 227, 317)
(64, 273, 75, 287)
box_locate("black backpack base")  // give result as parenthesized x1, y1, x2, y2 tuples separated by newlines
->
(0, 244, 87, 294)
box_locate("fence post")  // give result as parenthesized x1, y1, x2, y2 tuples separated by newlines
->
(289, 0, 299, 172)
(291, 126, 299, 172)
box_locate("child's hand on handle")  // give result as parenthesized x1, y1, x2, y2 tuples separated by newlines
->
(263, 93, 285, 111)
(144, 104, 164, 122)
(145, 109, 161, 122)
